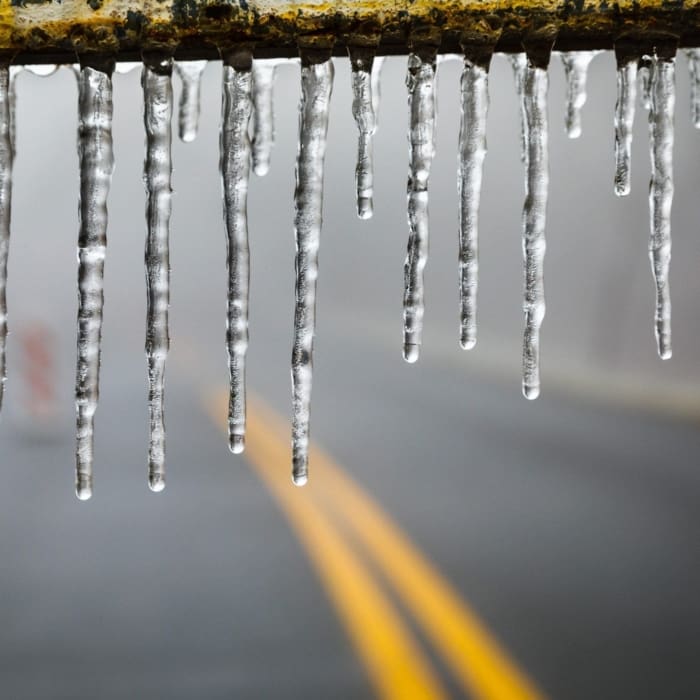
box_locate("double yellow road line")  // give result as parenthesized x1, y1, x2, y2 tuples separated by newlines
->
(205, 390, 547, 700)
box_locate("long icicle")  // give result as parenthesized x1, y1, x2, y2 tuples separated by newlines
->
(648, 55, 675, 360)
(0, 66, 13, 414)
(560, 51, 596, 138)
(521, 59, 549, 400)
(75, 60, 114, 500)
(142, 53, 173, 492)
(174, 60, 207, 143)
(291, 55, 334, 486)
(349, 47, 379, 219)
(458, 57, 489, 350)
(221, 49, 253, 454)
(403, 50, 437, 364)
(684, 49, 700, 128)
(614, 56, 637, 196)
(509, 54, 529, 164)
(251, 61, 277, 176)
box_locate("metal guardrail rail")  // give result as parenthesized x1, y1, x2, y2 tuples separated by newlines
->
(0, 0, 698, 65)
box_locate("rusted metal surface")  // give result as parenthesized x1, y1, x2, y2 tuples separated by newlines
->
(0, 0, 697, 63)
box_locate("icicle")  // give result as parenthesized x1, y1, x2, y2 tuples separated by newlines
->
(614, 58, 637, 196)
(0, 66, 13, 414)
(560, 51, 596, 138)
(684, 49, 700, 128)
(8, 67, 19, 160)
(520, 61, 549, 400)
(251, 61, 277, 176)
(509, 53, 528, 164)
(639, 56, 653, 110)
(175, 60, 206, 143)
(403, 51, 437, 364)
(371, 56, 385, 126)
(220, 50, 252, 454)
(648, 56, 675, 360)
(458, 58, 489, 350)
(142, 54, 173, 492)
(349, 48, 379, 219)
(75, 61, 114, 500)
(291, 55, 334, 486)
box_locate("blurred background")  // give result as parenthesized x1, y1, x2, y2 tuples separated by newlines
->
(0, 52, 698, 699)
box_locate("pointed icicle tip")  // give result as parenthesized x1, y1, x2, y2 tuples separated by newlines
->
(149, 473, 166, 492)
(229, 434, 245, 454)
(403, 343, 420, 363)
(292, 472, 308, 487)
(76, 480, 93, 501)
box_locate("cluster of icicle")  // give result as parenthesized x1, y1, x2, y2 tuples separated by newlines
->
(0, 44, 697, 497)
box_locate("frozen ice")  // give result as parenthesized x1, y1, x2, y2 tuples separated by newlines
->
(403, 52, 436, 363)
(75, 64, 114, 500)
(142, 55, 173, 492)
(291, 57, 334, 485)
(175, 60, 207, 142)
(221, 50, 253, 454)
(614, 59, 637, 196)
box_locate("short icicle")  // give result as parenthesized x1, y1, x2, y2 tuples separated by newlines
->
(403, 49, 437, 364)
(648, 55, 675, 360)
(520, 57, 550, 400)
(684, 49, 700, 128)
(639, 56, 653, 110)
(75, 59, 115, 500)
(291, 53, 334, 486)
(371, 56, 385, 126)
(349, 46, 379, 219)
(175, 60, 207, 142)
(509, 53, 529, 164)
(560, 51, 596, 138)
(220, 49, 253, 454)
(251, 60, 278, 176)
(458, 55, 490, 350)
(0, 65, 13, 414)
(614, 54, 637, 196)
(142, 53, 173, 492)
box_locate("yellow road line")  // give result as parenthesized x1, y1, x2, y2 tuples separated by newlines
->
(242, 393, 548, 700)
(205, 392, 447, 700)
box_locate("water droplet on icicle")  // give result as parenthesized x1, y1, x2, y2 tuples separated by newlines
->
(614, 57, 637, 196)
(349, 47, 379, 219)
(403, 50, 437, 364)
(291, 54, 334, 486)
(520, 60, 549, 400)
(220, 49, 253, 454)
(684, 49, 700, 128)
(75, 61, 115, 500)
(175, 60, 207, 142)
(509, 53, 529, 164)
(0, 66, 13, 414)
(638, 56, 653, 110)
(142, 53, 173, 492)
(458, 57, 489, 350)
(647, 55, 675, 360)
(251, 60, 280, 176)
(560, 51, 596, 138)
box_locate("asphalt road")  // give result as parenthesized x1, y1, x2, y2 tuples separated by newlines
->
(0, 54, 698, 699)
